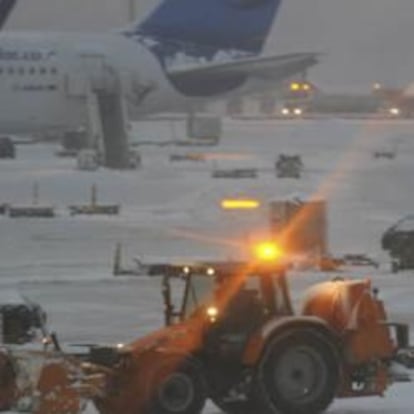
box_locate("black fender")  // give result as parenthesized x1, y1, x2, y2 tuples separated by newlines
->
(243, 316, 342, 365)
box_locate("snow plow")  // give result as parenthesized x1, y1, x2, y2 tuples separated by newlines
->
(1, 242, 414, 414)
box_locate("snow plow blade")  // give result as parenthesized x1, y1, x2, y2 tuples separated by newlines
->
(0, 347, 108, 413)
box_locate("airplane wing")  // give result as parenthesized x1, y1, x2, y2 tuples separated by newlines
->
(0, 0, 18, 30)
(167, 53, 320, 83)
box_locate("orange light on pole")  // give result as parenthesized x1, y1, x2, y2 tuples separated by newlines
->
(221, 199, 261, 210)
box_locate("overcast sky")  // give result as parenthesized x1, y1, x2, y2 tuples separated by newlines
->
(6, 0, 414, 91)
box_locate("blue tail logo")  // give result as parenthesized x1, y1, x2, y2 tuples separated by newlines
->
(137, 0, 282, 55)
(129, 0, 282, 97)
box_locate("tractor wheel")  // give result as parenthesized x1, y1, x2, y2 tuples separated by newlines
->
(144, 355, 207, 414)
(256, 329, 339, 414)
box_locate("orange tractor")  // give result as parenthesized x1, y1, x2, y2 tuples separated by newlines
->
(1, 242, 413, 414)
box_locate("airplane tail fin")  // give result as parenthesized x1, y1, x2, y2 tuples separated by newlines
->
(0, 0, 18, 30)
(137, 0, 282, 55)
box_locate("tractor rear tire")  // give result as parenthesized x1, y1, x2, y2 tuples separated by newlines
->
(256, 329, 339, 414)
(144, 355, 207, 414)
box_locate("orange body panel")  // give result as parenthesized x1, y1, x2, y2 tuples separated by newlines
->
(302, 278, 395, 396)
(302, 279, 394, 364)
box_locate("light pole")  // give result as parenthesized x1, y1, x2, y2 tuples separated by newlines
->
(128, 0, 136, 22)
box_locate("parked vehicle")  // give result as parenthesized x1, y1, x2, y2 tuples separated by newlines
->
(382, 215, 414, 271)
(275, 154, 303, 178)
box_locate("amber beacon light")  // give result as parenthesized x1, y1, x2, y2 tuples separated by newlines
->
(254, 242, 283, 262)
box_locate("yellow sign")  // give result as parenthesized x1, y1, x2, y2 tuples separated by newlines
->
(221, 199, 261, 210)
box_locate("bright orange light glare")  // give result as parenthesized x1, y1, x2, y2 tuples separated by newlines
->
(290, 82, 300, 91)
(221, 199, 261, 210)
(254, 242, 283, 262)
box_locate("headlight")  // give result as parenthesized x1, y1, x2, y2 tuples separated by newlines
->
(206, 267, 215, 276)
(206, 306, 219, 323)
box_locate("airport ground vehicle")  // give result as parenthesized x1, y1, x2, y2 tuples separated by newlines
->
(382, 215, 414, 272)
(275, 154, 303, 178)
(1, 243, 413, 414)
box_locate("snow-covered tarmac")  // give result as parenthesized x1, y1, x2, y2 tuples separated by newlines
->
(1, 118, 414, 413)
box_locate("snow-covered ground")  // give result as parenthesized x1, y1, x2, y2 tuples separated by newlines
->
(1, 118, 414, 413)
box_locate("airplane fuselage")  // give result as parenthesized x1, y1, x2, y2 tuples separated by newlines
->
(0, 31, 188, 134)
(0, 0, 319, 139)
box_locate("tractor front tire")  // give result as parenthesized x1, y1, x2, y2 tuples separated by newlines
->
(256, 329, 339, 414)
(144, 355, 207, 414)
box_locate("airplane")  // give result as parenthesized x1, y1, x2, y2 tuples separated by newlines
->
(0, 0, 320, 167)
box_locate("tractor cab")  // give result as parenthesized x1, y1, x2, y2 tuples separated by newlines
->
(151, 243, 294, 331)
(145, 258, 295, 387)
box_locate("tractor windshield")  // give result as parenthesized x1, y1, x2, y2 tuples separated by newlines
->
(182, 275, 215, 319)
(180, 266, 292, 321)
